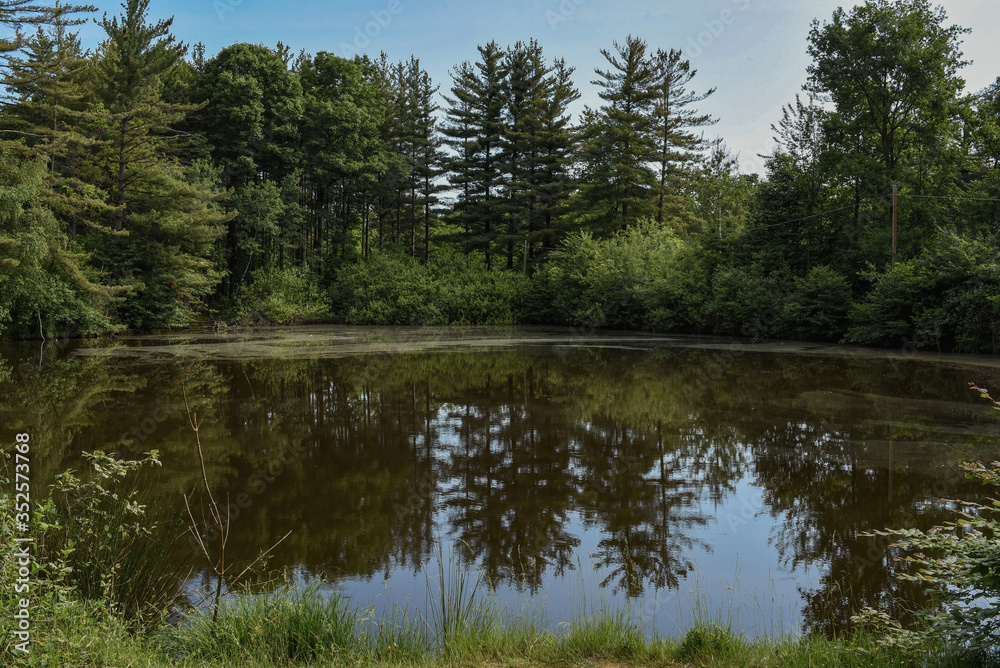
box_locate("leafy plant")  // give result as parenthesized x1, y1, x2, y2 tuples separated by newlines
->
(853, 384, 1000, 656)
(34, 449, 187, 625)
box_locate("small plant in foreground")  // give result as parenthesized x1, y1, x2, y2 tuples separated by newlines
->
(35, 450, 186, 625)
(854, 383, 1000, 656)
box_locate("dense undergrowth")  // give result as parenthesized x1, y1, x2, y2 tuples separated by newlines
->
(256, 222, 1000, 355)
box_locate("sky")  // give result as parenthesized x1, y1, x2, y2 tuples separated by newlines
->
(73, 0, 1000, 174)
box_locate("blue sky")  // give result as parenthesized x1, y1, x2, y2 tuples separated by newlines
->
(75, 0, 1000, 174)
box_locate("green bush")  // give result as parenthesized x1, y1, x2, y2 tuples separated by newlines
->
(534, 220, 698, 331)
(35, 451, 186, 624)
(848, 230, 1000, 352)
(331, 249, 529, 325)
(705, 266, 783, 339)
(853, 385, 1000, 656)
(780, 265, 853, 341)
(237, 266, 329, 325)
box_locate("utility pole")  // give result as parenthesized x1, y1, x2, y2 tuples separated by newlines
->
(891, 184, 898, 268)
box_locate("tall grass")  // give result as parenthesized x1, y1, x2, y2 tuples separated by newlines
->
(166, 583, 358, 664)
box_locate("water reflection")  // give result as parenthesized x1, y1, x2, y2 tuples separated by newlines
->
(2, 329, 999, 637)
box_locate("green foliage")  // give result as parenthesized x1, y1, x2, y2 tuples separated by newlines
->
(333, 249, 529, 326)
(0, 151, 114, 338)
(534, 220, 701, 331)
(853, 387, 1000, 656)
(705, 266, 782, 339)
(781, 265, 853, 341)
(36, 450, 186, 624)
(237, 266, 328, 325)
(848, 230, 1000, 351)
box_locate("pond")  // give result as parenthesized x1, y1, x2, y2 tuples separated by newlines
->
(3, 326, 1000, 639)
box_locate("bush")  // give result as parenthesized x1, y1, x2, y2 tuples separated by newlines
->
(237, 266, 329, 325)
(534, 220, 699, 331)
(780, 265, 853, 341)
(854, 385, 1000, 656)
(848, 230, 1000, 352)
(705, 266, 783, 339)
(35, 451, 185, 624)
(331, 249, 529, 325)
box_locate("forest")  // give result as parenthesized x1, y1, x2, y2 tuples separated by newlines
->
(1, 0, 999, 351)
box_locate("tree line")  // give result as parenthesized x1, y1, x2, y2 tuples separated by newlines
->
(1, 0, 999, 351)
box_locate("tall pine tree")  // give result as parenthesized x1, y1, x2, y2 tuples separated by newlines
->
(88, 0, 228, 328)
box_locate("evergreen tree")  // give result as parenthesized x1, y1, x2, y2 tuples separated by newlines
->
(498, 40, 544, 270)
(370, 52, 408, 252)
(0, 147, 117, 337)
(650, 48, 715, 229)
(443, 42, 506, 268)
(1, 20, 109, 238)
(530, 56, 579, 264)
(577, 36, 659, 234)
(0, 0, 93, 79)
(402, 57, 445, 263)
(88, 0, 228, 328)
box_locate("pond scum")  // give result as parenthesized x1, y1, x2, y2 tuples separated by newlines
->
(1, 448, 998, 667)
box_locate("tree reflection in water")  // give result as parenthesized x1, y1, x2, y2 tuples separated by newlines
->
(2, 331, 998, 636)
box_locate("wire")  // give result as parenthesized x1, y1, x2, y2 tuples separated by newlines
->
(897, 194, 1000, 203)
(723, 194, 891, 238)
(725, 190, 1000, 239)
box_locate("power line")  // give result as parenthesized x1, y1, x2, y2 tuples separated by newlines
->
(897, 193, 1000, 203)
(724, 194, 891, 238)
(724, 190, 1000, 240)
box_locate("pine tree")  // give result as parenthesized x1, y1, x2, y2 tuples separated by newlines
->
(0, 0, 93, 80)
(498, 40, 544, 270)
(650, 48, 716, 227)
(88, 0, 228, 328)
(370, 52, 407, 253)
(403, 57, 445, 263)
(528, 55, 578, 267)
(0, 142, 118, 337)
(577, 36, 659, 234)
(443, 42, 506, 268)
(2, 20, 110, 238)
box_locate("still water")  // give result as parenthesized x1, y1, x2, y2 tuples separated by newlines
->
(3, 326, 1000, 638)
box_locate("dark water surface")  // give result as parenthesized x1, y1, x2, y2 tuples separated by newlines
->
(4, 326, 1000, 638)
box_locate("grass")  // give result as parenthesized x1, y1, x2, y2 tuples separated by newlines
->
(4, 561, 994, 667)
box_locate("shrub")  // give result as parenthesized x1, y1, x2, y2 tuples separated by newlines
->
(848, 230, 1000, 352)
(238, 266, 329, 325)
(535, 220, 691, 331)
(331, 249, 529, 325)
(853, 384, 1000, 656)
(35, 451, 187, 624)
(705, 266, 783, 339)
(780, 265, 853, 341)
